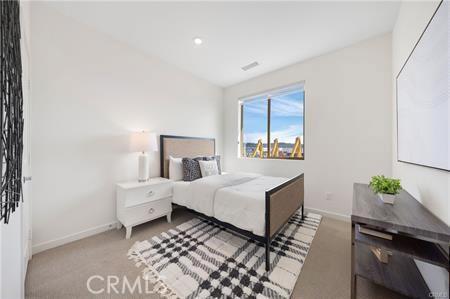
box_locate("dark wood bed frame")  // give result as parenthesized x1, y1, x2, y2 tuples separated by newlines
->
(160, 135, 304, 271)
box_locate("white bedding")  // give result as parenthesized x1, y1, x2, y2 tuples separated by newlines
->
(173, 173, 288, 236)
(214, 176, 288, 236)
(172, 181, 191, 207)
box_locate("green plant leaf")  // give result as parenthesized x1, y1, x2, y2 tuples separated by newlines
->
(369, 175, 402, 195)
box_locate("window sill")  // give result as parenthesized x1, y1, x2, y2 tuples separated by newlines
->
(238, 156, 304, 161)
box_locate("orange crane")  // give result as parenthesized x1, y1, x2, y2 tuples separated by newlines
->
(251, 139, 264, 158)
(290, 137, 303, 158)
(271, 138, 280, 157)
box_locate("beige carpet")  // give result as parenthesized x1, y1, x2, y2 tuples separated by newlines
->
(25, 209, 406, 299)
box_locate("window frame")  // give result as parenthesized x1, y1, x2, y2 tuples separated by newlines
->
(238, 82, 305, 160)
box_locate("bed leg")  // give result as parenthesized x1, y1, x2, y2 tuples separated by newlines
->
(265, 240, 270, 271)
(301, 204, 305, 220)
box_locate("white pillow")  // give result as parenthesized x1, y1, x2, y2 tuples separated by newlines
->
(169, 156, 183, 181)
(198, 160, 219, 177)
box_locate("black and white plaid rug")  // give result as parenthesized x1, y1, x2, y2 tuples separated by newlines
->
(128, 211, 321, 298)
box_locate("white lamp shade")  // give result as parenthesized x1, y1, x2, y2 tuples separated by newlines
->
(130, 132, 158, 153)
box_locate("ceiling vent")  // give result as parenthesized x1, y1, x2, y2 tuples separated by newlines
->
(241, 61, 259, 71)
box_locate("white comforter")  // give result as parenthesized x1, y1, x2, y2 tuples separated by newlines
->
(188, 173, 260, 216)
(175, 173, 288, 236)
(214, 175, 288, 236)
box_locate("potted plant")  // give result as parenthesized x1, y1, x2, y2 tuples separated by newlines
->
(369, 175, 402, 204)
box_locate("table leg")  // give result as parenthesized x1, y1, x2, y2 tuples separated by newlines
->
(351, 222, 356, 299)
(167, 212, 172, 223)
(125, 226, 132, 239)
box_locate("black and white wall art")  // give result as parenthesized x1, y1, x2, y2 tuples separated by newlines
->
(0, 0, 24, 223)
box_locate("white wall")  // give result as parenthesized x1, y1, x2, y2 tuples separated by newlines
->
(392, 1, 449, 293)
(392, 0, 449, 226)
(30, 4, 223, 253)
(223, 34, 393, 217)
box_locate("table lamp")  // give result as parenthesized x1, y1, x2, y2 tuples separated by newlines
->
(130, 131, 158, 182)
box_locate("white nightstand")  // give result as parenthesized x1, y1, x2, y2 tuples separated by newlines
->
(116, 177, 173, 239)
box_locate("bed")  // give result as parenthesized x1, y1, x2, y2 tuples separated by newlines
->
(160, 135, 304, 271)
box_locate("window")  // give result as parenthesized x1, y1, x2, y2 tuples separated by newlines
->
(239, 83, 304, 159)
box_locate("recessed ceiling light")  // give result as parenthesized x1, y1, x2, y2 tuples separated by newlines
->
(193, 37, 203, 45)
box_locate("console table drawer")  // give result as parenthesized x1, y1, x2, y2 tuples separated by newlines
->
(355, 224, 448, 268)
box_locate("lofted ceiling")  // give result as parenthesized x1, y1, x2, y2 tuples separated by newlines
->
(48, 1, 400, 87)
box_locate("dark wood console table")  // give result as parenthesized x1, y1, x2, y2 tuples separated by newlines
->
(351, 183, 449, 298)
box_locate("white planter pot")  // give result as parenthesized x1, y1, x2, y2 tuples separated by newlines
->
(378, 193, 395, 204)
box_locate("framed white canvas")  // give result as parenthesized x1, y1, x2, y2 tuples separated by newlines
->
(396, 0, 449, 172)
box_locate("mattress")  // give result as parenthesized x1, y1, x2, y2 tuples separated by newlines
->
(172, 181, 191, 207)
(173, 173, 288, 236)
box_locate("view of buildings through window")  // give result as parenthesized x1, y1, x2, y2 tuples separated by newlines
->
(240, 84, 304, 159)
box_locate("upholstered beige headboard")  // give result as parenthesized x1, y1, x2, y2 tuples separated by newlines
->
(160, 135, 216, 178)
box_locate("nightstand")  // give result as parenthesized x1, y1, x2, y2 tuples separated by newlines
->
(116, 177, 173, 239)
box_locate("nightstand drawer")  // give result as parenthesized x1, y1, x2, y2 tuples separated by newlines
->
(124, 183, 172, 207)
(121, 198, 171, 226)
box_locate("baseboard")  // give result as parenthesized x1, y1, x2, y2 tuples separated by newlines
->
(32, 208, 347, 254)
(305, 206, 350, 222)
(32, 221, 118, 255)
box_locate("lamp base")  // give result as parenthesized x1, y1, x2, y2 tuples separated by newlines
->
(138, 153, 149, 182)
